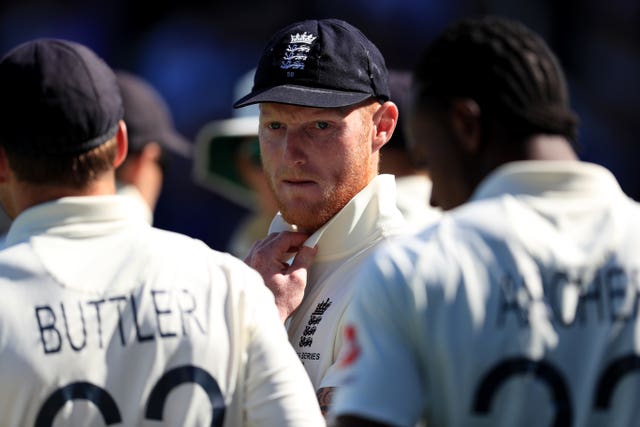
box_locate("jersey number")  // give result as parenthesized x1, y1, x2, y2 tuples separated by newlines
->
(472, 355, 640, 427)
(34, 365, 225, 427)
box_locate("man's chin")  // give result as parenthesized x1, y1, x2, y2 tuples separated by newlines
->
(280, 208, 329, 233)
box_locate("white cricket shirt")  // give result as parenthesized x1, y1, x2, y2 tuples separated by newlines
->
(0, 196, 323, 427)
(394, 175, 441, 229)
(331, 161, 640, 427)
(268, 174, 409, 390)
(116, 182, 153, 224)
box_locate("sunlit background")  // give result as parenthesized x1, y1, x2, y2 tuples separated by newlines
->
(1, 0, 638, 250)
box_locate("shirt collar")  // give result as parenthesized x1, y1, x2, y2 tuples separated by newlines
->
(5, 195, 145, 246)
(269, 174, 406, 261)
(116, 183, 154, 225)
(472, 161, 625, 202)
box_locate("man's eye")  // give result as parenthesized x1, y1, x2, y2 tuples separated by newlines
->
(315, 121, 329, 130)
(267, 122, 282, 130)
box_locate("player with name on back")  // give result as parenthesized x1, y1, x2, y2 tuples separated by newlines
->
(0, 38, 323, 427)
(329, 15, 640, 427)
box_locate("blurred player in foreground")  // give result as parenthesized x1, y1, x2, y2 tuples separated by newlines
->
(0, 38, 323, 427)
(330, 15, 640, 427)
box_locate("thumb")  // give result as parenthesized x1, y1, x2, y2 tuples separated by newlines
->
(289, 244, 318, 272)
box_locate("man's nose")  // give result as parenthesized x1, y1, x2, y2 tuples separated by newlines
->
(283, 128, 307, 166)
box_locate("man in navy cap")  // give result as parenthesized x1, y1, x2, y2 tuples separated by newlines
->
(0, 38, 323, 426)
(115, 70, 193, 224)
(235, 18, 408, 413)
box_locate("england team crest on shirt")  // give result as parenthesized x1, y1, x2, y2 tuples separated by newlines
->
(281, 32, 317, 72)
(298, 298, 331, 348)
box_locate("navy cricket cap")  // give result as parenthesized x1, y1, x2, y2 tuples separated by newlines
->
(116, 71, 192, 158)
(234, 18, 390, 109)
(0, 38, 123, 156)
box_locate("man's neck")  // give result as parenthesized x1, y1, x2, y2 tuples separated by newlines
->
(523, 135, 578, 161)
(481, 134, 578, 177)
(9, 175, 117, 218)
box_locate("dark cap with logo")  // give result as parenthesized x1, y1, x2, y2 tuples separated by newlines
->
(0, 38, 123, 156)
(234, 18, 390, 109)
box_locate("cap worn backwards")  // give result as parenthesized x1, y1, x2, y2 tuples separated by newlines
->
(234, 18, 390, 109)
(0, 38, 123, 156)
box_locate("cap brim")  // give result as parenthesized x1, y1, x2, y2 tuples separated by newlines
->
(233, 84, 373, 108)
(158, 131, 193, 158)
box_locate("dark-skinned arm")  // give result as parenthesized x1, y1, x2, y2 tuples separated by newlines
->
(320, 387, 397, 427)
(316, 387, 335, 416)
(330, 415, 396, 427)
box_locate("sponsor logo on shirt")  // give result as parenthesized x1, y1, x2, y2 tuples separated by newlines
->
(339, 324, 360, 367)
(297, 351, 321, 360)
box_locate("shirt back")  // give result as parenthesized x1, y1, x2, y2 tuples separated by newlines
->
(0, 197, 322, 427)
(332, 162, 640, 427)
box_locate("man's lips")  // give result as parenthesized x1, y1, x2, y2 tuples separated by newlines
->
(281, 178, 316, 185)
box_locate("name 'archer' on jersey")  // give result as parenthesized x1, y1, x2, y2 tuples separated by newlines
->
(497, 261, 640, 329)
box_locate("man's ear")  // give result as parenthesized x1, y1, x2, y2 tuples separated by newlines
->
(139, 142, 162, 165)
(114, 119, 129, 168)
(371, 101, 399, 153)
(449, 99, 482, 154)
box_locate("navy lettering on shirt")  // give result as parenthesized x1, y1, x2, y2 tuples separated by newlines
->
(34, 288, 206, 355)
(496, 263, 640, 329)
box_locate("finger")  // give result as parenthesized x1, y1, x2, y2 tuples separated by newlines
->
(246, 232, 312, 273)
(266, 231, 311, 254)
(257, 231, 309, 262)
(289, 244, 318, 273)
(245, 231, 304, 263)
(243, 240, 262, 264)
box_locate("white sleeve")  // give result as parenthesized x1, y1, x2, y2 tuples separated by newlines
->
(329, 249, 426, 426)
(241, 268, 325, 427)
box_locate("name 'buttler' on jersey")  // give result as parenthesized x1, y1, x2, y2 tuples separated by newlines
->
(332, 161, 640, 427)
(0, 196, 323, 427)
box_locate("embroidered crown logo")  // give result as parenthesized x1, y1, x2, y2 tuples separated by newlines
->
(289, 32, 317, 44)
(280, 32, 317, 72)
